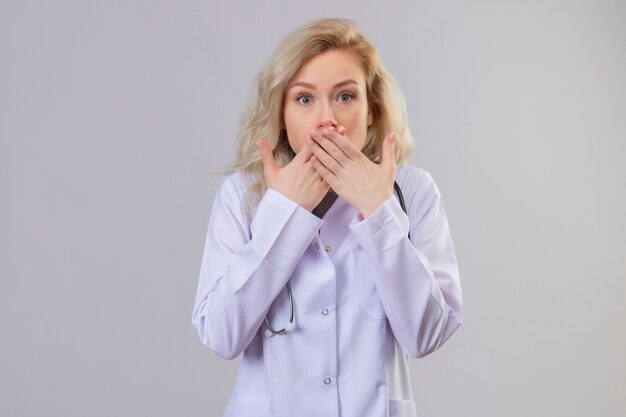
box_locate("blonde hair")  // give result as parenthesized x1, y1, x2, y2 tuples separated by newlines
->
(216, 18, 414, 218)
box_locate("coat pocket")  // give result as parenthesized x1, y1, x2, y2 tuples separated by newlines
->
(356, 248, 386, 320)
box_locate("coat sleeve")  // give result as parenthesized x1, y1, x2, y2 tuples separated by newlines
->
(191, 175, 323, 359)
(348, 170, 463, 358)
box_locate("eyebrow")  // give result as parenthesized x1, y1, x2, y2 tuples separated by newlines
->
(288, 79, 359, 90)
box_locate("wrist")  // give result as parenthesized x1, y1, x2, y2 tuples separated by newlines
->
(359, 192, 392, 219)
(359, 201, 382, 219)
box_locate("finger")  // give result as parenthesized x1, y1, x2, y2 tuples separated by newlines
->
(382, 133, 396, 169)
(318, 128, 360, 161)
(311, 129, 350, 167)
(256, 139, 277, 180)
(308, 162, 327, 183)
(308, 137, 342, 174)
(293, 137, 314, 163)
(310, 155, 338, 189)
(337, 126, 346, 135)
(303, 158, 318, 175)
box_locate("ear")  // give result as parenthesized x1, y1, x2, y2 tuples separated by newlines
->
(367, 108, 373, 127)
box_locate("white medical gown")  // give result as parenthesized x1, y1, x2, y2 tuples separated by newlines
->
(191, 163, 463, 417)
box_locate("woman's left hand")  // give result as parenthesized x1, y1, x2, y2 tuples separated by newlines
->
(308, 126, 396, 219)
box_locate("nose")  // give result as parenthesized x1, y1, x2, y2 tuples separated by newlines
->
(317, 100, 337, 130)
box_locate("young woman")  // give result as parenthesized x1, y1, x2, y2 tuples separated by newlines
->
(191, 18, 463, 417)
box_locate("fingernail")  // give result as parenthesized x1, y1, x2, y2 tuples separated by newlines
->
(322, 128, 330, 135)
(309, 130, 318, 138)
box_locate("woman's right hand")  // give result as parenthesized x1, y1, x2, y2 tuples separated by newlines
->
(256, 138, 330, 212)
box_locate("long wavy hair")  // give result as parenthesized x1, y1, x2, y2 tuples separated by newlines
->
(217, 18, 415, 219)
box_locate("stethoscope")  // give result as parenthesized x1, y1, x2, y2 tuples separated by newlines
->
(264, 181, 409, 337)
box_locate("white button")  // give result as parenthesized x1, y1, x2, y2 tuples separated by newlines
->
(321, 308, 329, 316)
(324, 245, 331, 252)
(314, 242, 319, 250)
(324, 377, 331, 385)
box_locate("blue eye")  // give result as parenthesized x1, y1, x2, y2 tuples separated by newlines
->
(296, 94, 312, 105)
(338, 92, 356, 103)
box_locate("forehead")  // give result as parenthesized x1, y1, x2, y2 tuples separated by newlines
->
(289, 49, 366, 87)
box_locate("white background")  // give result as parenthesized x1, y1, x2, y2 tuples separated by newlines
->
(1, 1, 624, 416)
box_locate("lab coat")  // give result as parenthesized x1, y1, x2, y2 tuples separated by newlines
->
(191, 163, 463, 417)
